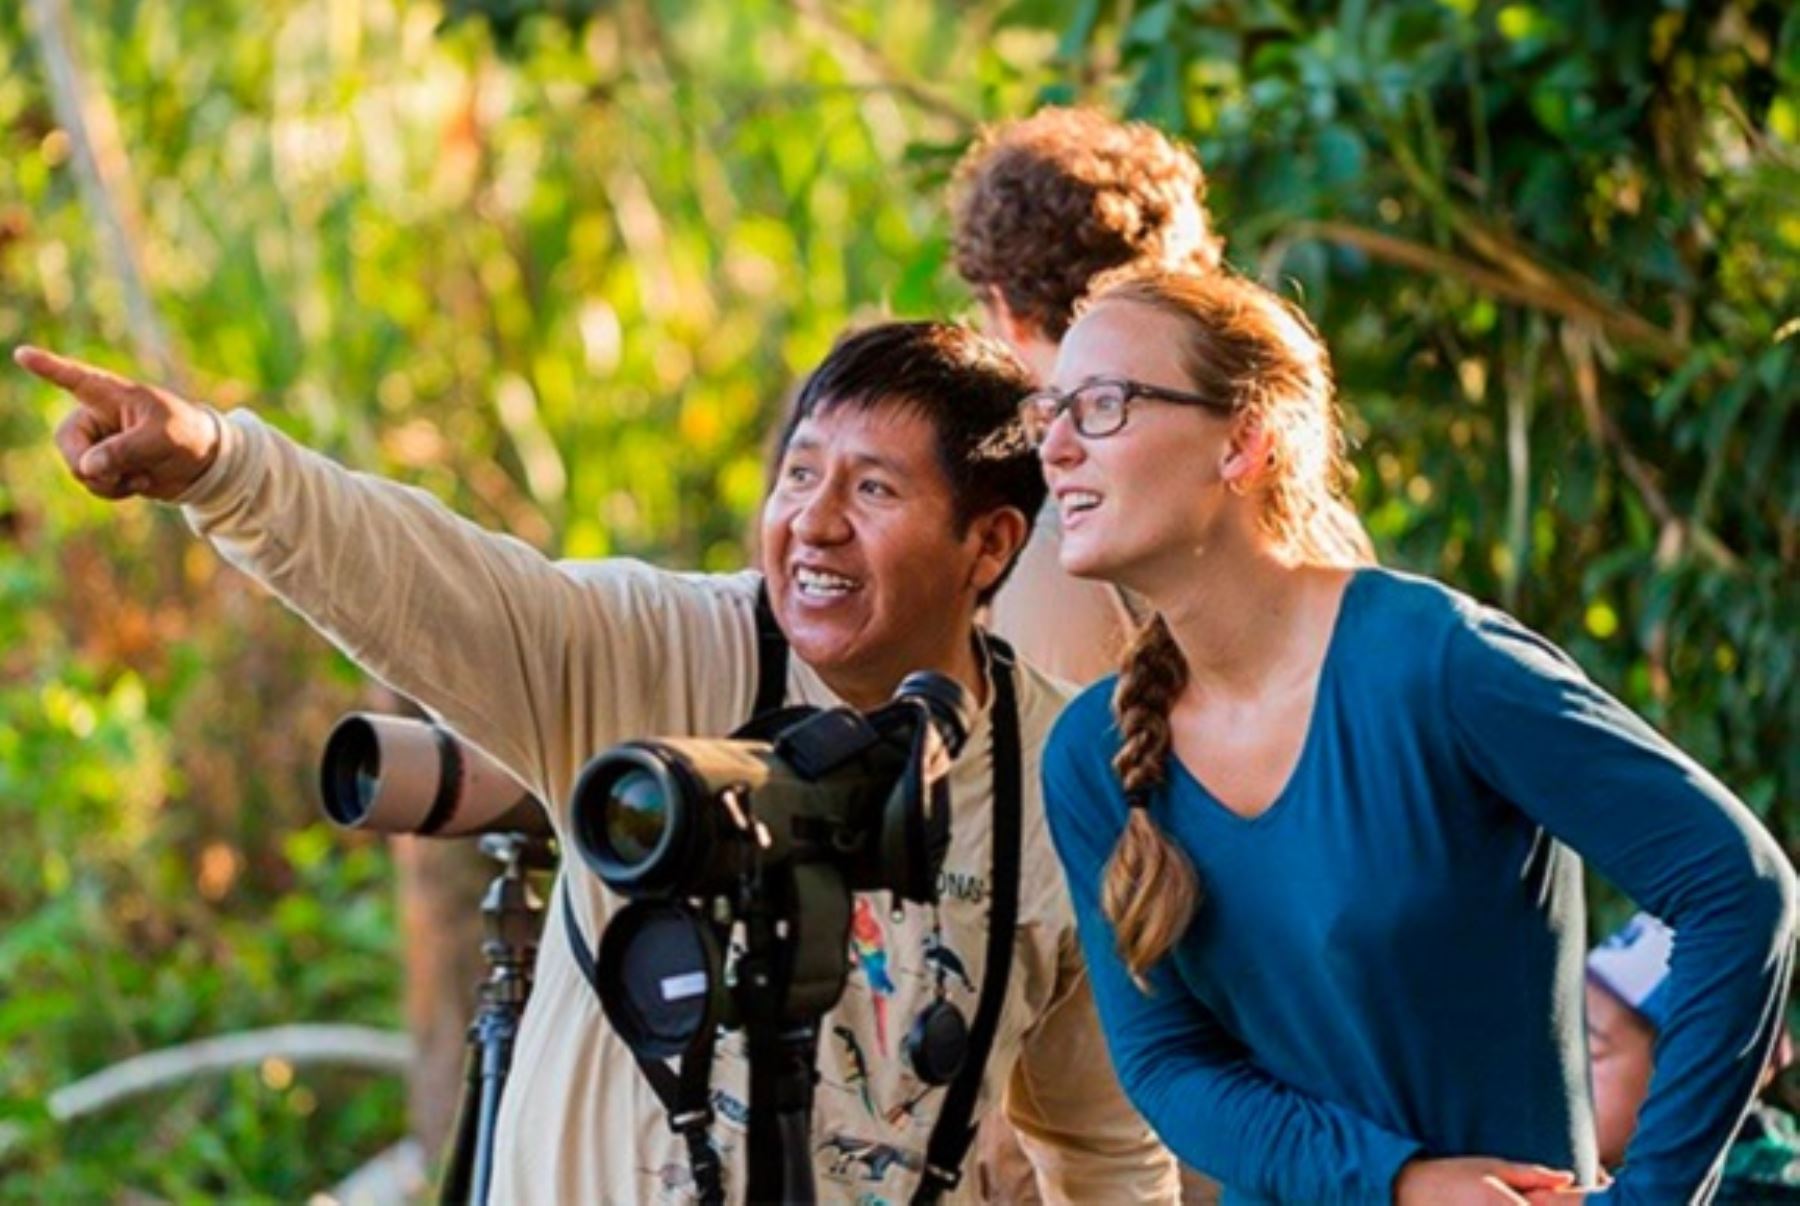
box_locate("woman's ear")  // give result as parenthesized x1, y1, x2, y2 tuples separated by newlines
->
(1221, 420, 1276, 495)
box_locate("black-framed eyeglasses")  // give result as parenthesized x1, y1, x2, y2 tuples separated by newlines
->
(1017, 377, 1234, 447)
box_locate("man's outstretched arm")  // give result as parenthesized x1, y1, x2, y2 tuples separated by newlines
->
(15, 346, 738, 812)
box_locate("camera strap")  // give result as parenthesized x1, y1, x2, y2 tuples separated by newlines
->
(910, 634, 1021, 1206)
(752, 579, 788, 717)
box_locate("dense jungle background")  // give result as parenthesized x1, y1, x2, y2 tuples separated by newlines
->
(1, 0, 1795, 1196)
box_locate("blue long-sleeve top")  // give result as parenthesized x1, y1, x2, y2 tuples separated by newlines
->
(1044, 568, 1796, 1204)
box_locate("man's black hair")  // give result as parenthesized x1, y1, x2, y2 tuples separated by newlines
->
(775, 321, 1047, 604)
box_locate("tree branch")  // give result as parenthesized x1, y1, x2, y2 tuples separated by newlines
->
(787, 0, 978, 131)
(1558, 322, 1741, 573)
(23, 0, 185, 389)
(0, 1025, 413, 1162)
(1273, 220, 1683, 367)
(46, 1024, 413, 1122)
(1373, 116, 1684, 365)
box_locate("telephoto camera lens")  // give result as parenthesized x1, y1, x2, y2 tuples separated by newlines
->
(582, 671, 980, 1079)
(571, 671, 975, 903)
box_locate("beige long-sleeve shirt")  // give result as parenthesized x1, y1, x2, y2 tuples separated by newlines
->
(178, 411, 1178, 1205)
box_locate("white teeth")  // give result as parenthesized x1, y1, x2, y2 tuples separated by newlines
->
(1059, 490, 1101, 519)
(795, 567, 859, 597)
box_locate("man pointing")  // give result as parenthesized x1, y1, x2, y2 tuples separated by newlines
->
(18, 332, 1178, 1204)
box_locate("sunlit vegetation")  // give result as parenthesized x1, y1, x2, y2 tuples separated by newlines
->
(2, 0, 1794, 1194)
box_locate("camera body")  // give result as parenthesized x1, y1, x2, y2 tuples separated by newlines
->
(569, 671, 972, 1058)
(573, 712, 952, 903)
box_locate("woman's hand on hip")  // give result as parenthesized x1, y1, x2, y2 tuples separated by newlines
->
(1395, 1156, 1577, 1205)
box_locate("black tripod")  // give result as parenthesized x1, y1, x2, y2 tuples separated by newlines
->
(744, 1021, 822, 1204)
(734, 863, 847, 1205)
(438, 832, 553, 1206)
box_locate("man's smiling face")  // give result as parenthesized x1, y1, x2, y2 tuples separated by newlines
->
(761, 401, 993, 709)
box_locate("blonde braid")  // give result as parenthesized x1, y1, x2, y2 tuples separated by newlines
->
(1104, 615, 1202, 984)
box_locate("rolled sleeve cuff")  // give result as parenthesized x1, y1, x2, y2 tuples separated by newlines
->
(175, 408, 263, 516)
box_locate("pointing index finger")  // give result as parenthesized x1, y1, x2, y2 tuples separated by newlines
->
(13, 345, 138, 414)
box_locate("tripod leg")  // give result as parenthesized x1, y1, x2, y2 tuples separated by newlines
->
(746, 1024, 819, 1205)
(437, 1044, 483, 1205)
(470, 1011, 518, 1204)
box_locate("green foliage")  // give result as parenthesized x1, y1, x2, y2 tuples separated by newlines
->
(440, 0, 615, 52)
(0, 0, 1793, 1193)
(1034, 0, 1799, 858)
(0, 0, 1016, 1192)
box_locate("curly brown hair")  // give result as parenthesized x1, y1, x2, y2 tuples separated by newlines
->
(950, 107, 1223, 340)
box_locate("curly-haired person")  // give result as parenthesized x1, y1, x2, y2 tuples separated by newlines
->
(952, 106, 1225, 378)
(951, 108, 1237, 688)
(951, 108, 1235, 1204)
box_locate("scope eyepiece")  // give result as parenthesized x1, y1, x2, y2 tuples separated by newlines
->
(893, 670, 975, 756)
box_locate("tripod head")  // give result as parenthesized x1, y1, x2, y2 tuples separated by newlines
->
(474, 833, 552, 994)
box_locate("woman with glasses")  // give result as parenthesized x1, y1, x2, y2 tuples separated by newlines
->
(1028, 267, 1796, 1204)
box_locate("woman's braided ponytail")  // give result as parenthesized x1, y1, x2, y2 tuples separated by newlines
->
(1104, 615, 1201, 983)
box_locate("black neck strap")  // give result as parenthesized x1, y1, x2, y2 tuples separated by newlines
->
(752, 582, 788, 717)
(911, 634, 1021, 1205)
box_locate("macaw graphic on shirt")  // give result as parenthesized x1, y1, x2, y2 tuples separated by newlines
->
(921, 930, 976, 993)
(834, 1023, 877, 1119)
(817, 1132, 923, 1183)
(849, 897, 896, 1052)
